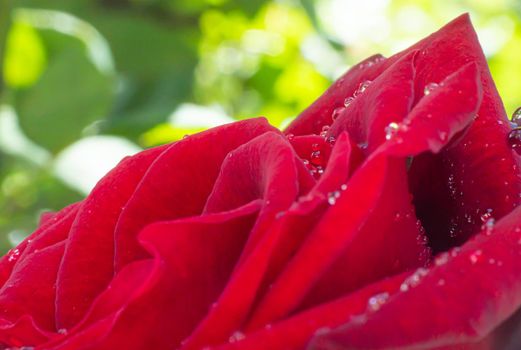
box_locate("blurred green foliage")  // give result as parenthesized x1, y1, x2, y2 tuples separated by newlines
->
(0, 0, 520, 252)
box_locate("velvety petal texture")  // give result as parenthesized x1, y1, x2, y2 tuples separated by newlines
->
(0, 13, 520, 350)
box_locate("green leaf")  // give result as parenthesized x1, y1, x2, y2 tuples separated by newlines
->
(14, 39, 114, 153)
(3, 21, 47, 88)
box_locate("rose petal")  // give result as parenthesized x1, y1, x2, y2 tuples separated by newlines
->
(98, 203, 259, 349)
(204, 132, 305, 262)
(246, 154, 395, 327)
(0, 315, 54, 348)
(39, 259, 159, 350)
(298, 158, 428, 312)
(211, 272, 408, 350)
(204, 132, 299, 213)
(284, 54, 387, 136)
(378, 62, 481, 156)
(328, 51, 417, 153)
(0, 242, 65, 332)
(309, 205, 521, 349)
(0, 203, 79, 287)
(113, 118, 277, 270)
(56, 146, 166, 329)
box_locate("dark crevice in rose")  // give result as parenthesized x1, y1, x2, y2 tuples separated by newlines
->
(408, 152, 466, 254)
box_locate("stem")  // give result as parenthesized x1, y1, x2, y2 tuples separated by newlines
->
(0, 0, 12, 97)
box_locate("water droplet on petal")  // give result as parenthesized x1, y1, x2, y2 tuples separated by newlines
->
(400, 267, 428, 292)
(450, 247, 461, 257)
(358, 142, 368, 150)
(512, 107, 521, 126)
(480, 209, 495, 235)
(423, 82, 439, 96)
(320, 125, 330, 138)
(229, 331, 245, 343)
(355, 80, 372, 96)
(310, 151, 322, 166)
(344, 96, 355, 107)
(507, 128, 521, 155)
(340, 184, 348, 191)
(367, 292, 389, 312)
(469, 249, 482, 264)
(286, 133, 294, 141)
(385, 122, 399, 141)
(7, 248, 20, 263)
(57, 328, 68, 335)
(327, 191, 341, 205)
(482, 218, 495, 236)
(331, 107, 344, 121)
(434, 252, 450, 266)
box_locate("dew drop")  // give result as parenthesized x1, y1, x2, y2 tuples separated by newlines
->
(482, 218, 495, 236)
(367, 292, 389, 312)
(286, 133, 294, 141)
(310, 151, 322, 166)
(480, 209, 495, 235)
(57, 328, 67, 335)
(320, 125, 330, 138)
(507, 128, 521, 155)
(327, 191, 341, 205)
(434, 252, 450, 266)
(423, 82, 439, 96)
(229, 331, 245, 343)
(437, 278, 446, 286)
(326, 136, 336, 145)
(512, 107, 521, 126)
(400, 267, 428, 292)
(344, 96, 355, 107)
(469, 249, 482, 264)
(354, 80, 372, 96)
(331, 107, 344, 121)
(358, 142, 368, 150)
(340, 184, 348, 191)
(7, 248, 20, 263)
(450, 247, 461, 257)
(385, 122, 399, 141)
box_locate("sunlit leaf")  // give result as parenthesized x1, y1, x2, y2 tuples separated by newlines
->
(3, 21, 47, 88)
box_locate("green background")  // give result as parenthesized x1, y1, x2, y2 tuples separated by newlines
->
(0, 0, 520, 252)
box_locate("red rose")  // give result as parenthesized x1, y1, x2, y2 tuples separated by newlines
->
(1, 14, 521, 350)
